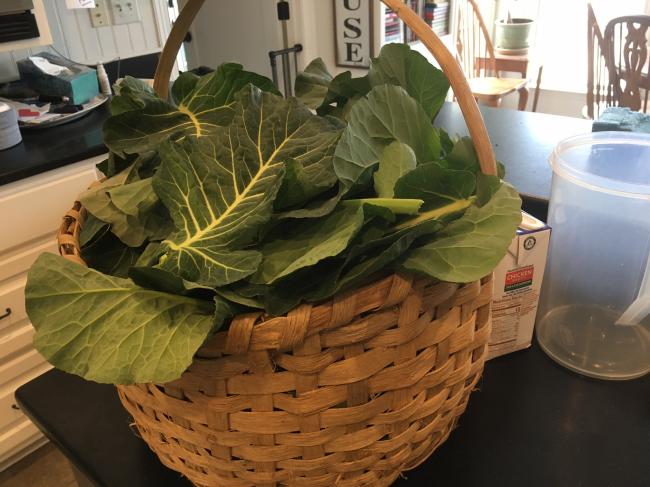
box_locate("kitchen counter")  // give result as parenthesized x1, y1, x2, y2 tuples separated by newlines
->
(0, 104, 108, 186)
(15, 342, 650, 487)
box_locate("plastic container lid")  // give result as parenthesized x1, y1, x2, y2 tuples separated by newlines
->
(550, 131, 650, 198)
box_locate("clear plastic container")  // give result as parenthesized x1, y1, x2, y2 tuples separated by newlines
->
(537, 132, 650, 380)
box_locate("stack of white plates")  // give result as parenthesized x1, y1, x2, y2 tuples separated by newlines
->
(0, 103, 22, 150)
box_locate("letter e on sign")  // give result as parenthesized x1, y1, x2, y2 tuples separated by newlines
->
(334, 0, 371, 68)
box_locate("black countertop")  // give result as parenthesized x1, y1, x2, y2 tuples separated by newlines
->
(0, 104, 108, 186)
(16, 342, 650, 487)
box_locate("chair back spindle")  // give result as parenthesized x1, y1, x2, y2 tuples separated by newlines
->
(455, 0, 496, 78)
(604, 15, 650, 114)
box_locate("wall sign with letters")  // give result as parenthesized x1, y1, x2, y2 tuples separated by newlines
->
(334, 0, 373, 68)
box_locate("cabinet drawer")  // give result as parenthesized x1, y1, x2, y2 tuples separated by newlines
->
(0, 324, 34, 362)
(0, 277, 28, 334)
(0, 349, 46, 387)
(0, 156, 101, 254)
(0, 418, 44, 467)
(0, 362, 50, 433)
(0, 239, 58, 283)
(0, 385, 24, 432)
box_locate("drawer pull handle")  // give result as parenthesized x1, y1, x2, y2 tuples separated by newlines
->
(0, 308, 10, 320)
(11, 404, 20, 411)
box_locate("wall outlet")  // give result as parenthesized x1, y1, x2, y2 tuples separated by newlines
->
(89, 0, 111, 27)
(109, 0, 141, 25)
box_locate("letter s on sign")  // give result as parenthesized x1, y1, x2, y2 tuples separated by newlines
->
(344, 17, 361, 39)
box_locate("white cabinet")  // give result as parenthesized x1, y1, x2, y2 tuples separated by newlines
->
(0, 155, 102, 471)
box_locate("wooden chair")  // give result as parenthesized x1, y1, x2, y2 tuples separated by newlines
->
(587, 3, 614, 119)
(604, 14, 650, 113)
(586, 4, 650, 118)
(454, 0, 528, 110)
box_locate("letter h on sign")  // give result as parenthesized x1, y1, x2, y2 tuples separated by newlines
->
(334, 0, 372, 68)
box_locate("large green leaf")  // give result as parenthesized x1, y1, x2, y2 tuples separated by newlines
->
(368, 43, 450, 119)
(295, 58, 333, 109)
(171, 71, 200, 105)
(109, 76, 159, 116)
(394, 163, 476, 210)
(153, 85, 341, 286)
(80, 169, 173, 247)
(25, 253, 226, 384)
(262, 217, 443, 315)
(402, 183, 522, 283)
(299, 44, 450, 119)
(333, 85, 441, 191)
(104, 63, 279, 156)
(79, 213, 108, 248)
(316, 71, 371, 117)
(81, 228, 144, 278)
(373, 141, 417, 198)
(254, 205, 365, 284)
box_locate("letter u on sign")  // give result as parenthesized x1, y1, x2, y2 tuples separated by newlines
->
(334, 0, 372, 68)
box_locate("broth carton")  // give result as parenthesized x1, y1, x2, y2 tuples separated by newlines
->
(488, 212, 551, 360)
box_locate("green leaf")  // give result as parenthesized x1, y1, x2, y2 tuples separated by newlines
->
(80, 170, 173, 247)
(254, 205, 365, 284)
(317, 71, 371, 116)
(274, 152, 340, 211)
(79, 213, 108, 248)
(497, 161, 506, 179)
(135, 242, 165, 267)
(402, 183, 522, 283)
(373, 141, 417, 198)
(343, 198, 423, 216)
(446, 136, 480, 172)
(394, 163, 476, 210)
(128, 266, 212, 296)
(96, 152, 136, 178)
(171, 71, 200, 105)
(81, 229, 144, 278)
(264, 217, 444, 314)
(215, 285, 265, 310)
(154, 86, 341, 286)
(295, 58, 333, 109)
(109, 76, 158, 116)
(276, 186, 343, 220)
(104, 63, 280, 156)
(439, 129, 454, 156)
(25, 253, 223, 384)
(368, 43, 450, 119)
(333, 85, 441, 191)
(476, 173, 502, 206)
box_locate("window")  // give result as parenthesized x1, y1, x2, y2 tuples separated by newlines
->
(516, 0, 649, 92)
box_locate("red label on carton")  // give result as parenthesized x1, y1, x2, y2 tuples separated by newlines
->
(504, 265, 534, 291)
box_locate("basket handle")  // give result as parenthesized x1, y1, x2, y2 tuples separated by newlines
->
(153, 0, 497, 176)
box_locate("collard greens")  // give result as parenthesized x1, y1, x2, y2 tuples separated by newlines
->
(26, 44, 521, 385)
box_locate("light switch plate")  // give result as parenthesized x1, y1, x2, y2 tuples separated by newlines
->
(109, 0, 141, 25)
(89, 0, 110, 27)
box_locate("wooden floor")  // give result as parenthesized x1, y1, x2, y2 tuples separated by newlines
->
(0, 443, 78, 487)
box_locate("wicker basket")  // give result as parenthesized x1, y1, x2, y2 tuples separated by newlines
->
(57, 1, 502, 485)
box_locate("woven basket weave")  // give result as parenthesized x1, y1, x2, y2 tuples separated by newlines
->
(57, 1, 502, 485)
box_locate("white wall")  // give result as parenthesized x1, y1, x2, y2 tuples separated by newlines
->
(183, 0, 283, 79)
(175, 2, 591, 120)
(0, 0, 166, 83)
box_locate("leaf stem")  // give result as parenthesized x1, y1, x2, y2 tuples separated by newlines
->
(393, 196, 476, 231)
